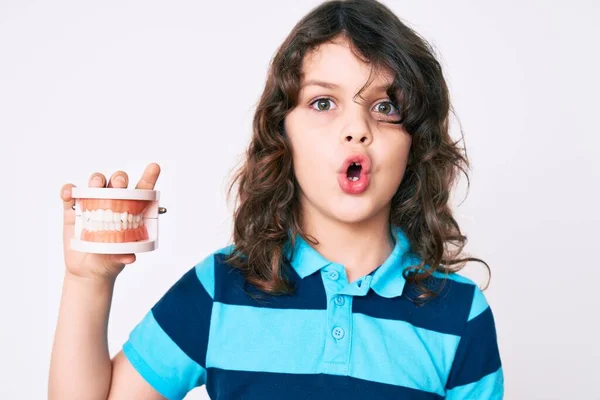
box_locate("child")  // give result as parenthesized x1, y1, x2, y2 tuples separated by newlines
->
(49, 0, 503, 398)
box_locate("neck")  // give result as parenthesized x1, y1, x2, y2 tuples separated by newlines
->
(300, 204, 395, 284)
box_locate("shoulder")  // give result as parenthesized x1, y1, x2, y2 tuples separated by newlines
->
(403, 269, 493, 336)
(149, 244, 236, 316)
(432, 271, 491, 324)
(188, 244, 236, 300)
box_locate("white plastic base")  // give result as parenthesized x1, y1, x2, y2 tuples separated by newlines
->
(70, 239, 158, 254)
(71, 187, 160, 201)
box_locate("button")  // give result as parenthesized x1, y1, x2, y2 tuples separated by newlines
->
(328, 270, 340, 280)
(332, 327, 345, 340)
(334, 295, 345, 306)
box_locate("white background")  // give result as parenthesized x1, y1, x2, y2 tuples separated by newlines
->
(1, 0, 598, 398)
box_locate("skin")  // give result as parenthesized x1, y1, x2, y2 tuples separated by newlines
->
(284, 35, 412, 283)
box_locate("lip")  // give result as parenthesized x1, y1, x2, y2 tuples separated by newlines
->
(337, 152, 372, 175)
(336, 152, 372, 195)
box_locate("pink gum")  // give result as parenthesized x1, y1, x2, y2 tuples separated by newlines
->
(81, 225, 149, 243)
(80, 198, 150, 215)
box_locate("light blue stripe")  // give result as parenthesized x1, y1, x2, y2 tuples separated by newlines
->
(469, 287, 489, 321)
(206, 302, 325, 373)
(446, 366, 504, 399)
(193, 249, 220, 300)
(123, 311, 206, 400)
(350, 313, 460, 396)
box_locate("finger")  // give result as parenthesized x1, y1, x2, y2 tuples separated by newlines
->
(107, 170, 129, 188)
(61, 183, 77, 228)
(113, 253, 136, 265)
(89, 173, 107, 188)
(135, 163, 161, 190)
(61, 183, 76, 211)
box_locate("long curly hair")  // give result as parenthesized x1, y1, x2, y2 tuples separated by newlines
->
(225, 0, 490, 304)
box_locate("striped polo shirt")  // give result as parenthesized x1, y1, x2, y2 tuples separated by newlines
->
(123, 225, 504, 399)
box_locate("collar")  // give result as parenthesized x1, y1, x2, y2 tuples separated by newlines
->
(284, 224, 413, 298)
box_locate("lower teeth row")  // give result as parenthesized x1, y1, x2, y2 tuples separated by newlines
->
(348, 177, 359, 181)
(83, 219, 143, 232)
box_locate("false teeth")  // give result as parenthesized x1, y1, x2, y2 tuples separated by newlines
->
(82, 208, 145, 231)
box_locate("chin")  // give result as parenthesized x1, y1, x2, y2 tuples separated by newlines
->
(325, 197, 385, 224)
(299, 183, 392, 226)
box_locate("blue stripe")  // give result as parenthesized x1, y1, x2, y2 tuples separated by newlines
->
(206, 302, 326, 373)
(445, 306, 502, 389)
(446, 367, 504, 399)
(206, 368, 444, 400)
(151, 265, 213, 367)
(351, 313, 460, 396)
(123, 311, 206, 400)
(353, 277, 474, 336)
(213, 253, 327, 309)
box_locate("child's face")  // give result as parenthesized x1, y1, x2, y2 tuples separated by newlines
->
(284, 36, 412, 226)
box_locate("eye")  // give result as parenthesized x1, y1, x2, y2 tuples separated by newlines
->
(373, 101, 399, 115)
(310, 97, 336, 111)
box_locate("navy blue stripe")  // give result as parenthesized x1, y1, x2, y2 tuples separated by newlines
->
(206, 368, 443, 400)
(151, 266, 212, 367)
(353, 276, 474, 336)
(213, 253, 327, 309)
(445, 306, 501, 389)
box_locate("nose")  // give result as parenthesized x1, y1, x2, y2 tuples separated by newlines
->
(340, 112, 372, 146)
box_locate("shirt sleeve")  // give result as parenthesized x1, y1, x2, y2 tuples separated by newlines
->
(445, 286, 504, 399)
(122, 252, 217, 400)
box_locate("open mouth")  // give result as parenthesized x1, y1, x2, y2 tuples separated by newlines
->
(338, 153, 371, 194)
(347, 162, 362, 181)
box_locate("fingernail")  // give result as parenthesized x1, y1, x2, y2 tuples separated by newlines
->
(115, 176, 125, 183)
(62, 188, 69, 197)
(92, 176, 102, 184)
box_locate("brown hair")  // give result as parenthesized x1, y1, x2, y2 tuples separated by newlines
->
(225, 0, 490, 304)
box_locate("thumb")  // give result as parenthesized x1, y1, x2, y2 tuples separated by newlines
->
(110, 253, 136, 265)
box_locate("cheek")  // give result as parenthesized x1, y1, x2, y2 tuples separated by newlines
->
(291, 138, 330, 183)
(378, 138, 411, 182)
(285, 114, 332, 175)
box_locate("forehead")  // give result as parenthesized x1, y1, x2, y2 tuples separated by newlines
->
(301, 37, 394, 91)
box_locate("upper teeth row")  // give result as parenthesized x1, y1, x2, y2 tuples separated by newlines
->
(351, 162, 361, 166)
(83, 209, 143, 223)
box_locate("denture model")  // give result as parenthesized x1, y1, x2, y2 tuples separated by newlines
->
(70, 187, 166, 254)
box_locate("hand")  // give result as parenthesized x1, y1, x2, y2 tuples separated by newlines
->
(60, 163, 161, 282)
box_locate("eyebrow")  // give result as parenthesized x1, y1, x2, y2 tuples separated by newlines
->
(301, 80, 339, 89)
(301, 79, 392, 94)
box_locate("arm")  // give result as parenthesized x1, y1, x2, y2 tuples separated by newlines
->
(48, 255, 215, 400)
(108, 350, 166, 400)
(48, 273, 165, 400)
(49, 164, 165, 399)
